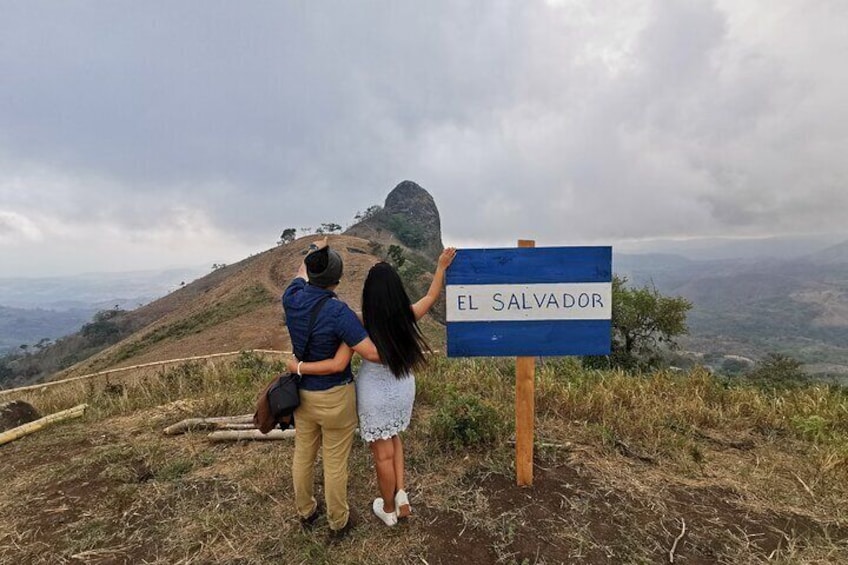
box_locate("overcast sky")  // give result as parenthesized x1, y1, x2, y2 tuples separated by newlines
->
(1, 0, 847, 276)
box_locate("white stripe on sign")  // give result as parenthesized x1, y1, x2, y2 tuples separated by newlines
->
(447, 283, 612, 322)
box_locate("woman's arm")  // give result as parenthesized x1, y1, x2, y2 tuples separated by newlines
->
(287, 343, 354, 375)
(411, 247, 456, 321)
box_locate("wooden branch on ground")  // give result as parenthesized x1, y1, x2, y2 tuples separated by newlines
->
(0, 404, 87, 447)
(207, 429, 295, 442)
(693, 429, 755, 451)
(507, 439, 574, 450)
(179, 422, 258, 433)
(668, 518, 687, 563)
(614, 439, 656, 464)
(163, 414, 254, 435)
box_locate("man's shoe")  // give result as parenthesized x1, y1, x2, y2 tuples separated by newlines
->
(328, 512, 356, 542)
(299, 503, 322, 530)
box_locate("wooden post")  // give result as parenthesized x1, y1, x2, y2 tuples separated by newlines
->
(516, 239, 536, 486)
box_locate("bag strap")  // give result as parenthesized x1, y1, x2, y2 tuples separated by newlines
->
(295, 294, 333, 362)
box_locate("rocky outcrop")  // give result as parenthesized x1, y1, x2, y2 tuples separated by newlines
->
(0, 401, 40, 432)
(345, 180, 444, 262)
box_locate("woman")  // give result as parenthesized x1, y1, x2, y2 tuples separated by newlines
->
(290, 247, 456, 527)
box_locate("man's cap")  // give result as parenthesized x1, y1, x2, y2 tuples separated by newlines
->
(305, 247, 343, 288)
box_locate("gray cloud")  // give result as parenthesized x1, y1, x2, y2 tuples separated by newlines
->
(1, 0, 847, 275)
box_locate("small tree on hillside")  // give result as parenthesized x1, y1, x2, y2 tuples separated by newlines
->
(386, 244, 406, 269)
(354, 205, 382, 222)
(744, 353, 806, 389)
(315, 222, 342, 235)
(585, 276, 692, 371)
(81, 309, 126, 347)
(278, 227, 297, 246)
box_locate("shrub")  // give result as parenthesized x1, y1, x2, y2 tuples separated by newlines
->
(791, 415, 831, 443)
(159, 362, 206, 395)
(744, 353, 806, 389)
(384, 214, 426, 249)
(428, 392, 503, 450)
(584, 276, 692, 372)
(80, 309, 129, 347)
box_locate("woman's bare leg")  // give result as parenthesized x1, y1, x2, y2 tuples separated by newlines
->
(392, 434, 411, 517)
(369, 438, 396, 513)
(392, 435, 405, 492)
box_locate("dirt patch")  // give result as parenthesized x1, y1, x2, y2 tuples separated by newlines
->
(420, 506, 498, 565)
(421, 461, 848, 564)
(0, 400, 40, 432)
(475, 463, 646, 563)
(666, 485, 848, 559)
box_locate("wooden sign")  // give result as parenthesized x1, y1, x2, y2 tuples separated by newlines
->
(446, 246, 612, 357)
(446, 242, 612, 486)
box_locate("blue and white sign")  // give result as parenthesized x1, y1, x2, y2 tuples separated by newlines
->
(446, 247, 612, 357)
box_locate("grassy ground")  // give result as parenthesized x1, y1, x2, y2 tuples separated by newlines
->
(1, 353, 847, 564)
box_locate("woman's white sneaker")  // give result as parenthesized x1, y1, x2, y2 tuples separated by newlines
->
(372, 498, 397, 526)
(395, 489, 411, 518)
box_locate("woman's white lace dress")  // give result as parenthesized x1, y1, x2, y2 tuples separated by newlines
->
(355, 360, 415, 442)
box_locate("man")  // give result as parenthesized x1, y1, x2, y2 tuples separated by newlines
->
(282, 237, 379, 539)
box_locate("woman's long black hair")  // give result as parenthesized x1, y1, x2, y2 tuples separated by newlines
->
(362, 262, 430, 378)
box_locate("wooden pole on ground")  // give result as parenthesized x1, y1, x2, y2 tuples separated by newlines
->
(0, 404, 87, 447)
(163, 414, 254, 435)
(207, 429, 295, 442)
(516, 239, 536, 486)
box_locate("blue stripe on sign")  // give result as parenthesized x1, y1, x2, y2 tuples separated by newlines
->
(446, 320, 612, 357)
(446, 247, 612, 285)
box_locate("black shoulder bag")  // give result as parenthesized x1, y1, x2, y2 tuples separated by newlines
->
(265, 295, 332, 429)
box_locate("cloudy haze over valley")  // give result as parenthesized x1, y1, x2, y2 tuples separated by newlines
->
(1, 0, 847, 276)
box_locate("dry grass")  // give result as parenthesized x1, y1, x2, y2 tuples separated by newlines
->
(1, 354, 847, 564)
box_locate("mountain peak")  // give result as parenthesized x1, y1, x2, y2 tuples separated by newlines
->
(346, 180, 444, 261)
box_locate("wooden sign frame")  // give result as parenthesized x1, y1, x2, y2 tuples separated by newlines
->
(445, 240, 612, 486)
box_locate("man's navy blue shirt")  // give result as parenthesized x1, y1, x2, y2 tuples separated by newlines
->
(282, 278, 368, 391)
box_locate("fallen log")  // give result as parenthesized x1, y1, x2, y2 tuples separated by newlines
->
(170, 422, 256, 434)
(163, 414, 254, 435)
(207, 429, 295, 442)
(0, 404, 87, 447)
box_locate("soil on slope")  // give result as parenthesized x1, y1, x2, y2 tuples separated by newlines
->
(55, 235, 384, 379)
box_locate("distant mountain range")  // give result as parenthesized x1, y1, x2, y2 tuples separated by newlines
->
(616, 238, 848, 375)
(0, 305, 95, 353)
(0, 267, 207, 311)
(0, 267, 207, 353)
(2, 179, 847, 385)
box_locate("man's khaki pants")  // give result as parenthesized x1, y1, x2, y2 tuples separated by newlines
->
(292, 382, 357, 531)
